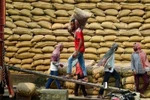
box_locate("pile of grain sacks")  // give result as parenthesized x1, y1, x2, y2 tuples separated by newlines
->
(4, 0, 150, 97)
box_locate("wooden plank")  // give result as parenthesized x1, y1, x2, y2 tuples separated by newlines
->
(7, 65, 128, 92)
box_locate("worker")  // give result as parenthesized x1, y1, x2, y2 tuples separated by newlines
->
(45, 43, 64, 89)
(97, 43, 121, 99)
(131, 42, 150, 97)
(66, 19, 88, 81)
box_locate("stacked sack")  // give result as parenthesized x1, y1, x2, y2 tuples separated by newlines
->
(4, 0, 150, 97)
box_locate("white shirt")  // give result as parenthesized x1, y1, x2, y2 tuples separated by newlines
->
(50, 62, 59, 71)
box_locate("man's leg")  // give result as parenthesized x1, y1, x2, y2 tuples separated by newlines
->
(67, 54, 77, 75)
(78, 53, 87, 76)
(45, 71, 54, 89)
(112, 70, 121, 88)
(140, 73, 149, 93)
(53, 71, 61, 89)
(98, 72, 111, 98)
(134, 74, 140, 92)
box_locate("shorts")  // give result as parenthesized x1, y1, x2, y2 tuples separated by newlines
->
(0, 82, 4, 94)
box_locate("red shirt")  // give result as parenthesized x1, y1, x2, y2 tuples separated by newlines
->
(76, 62, 83, 76)
(74, 28, 85, 53)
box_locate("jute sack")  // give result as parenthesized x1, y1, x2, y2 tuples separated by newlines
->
(97, 3, 121, 10)
(100, 42, 114, 47)
(21, 58, 33, 64)
(115, 36, 129, 42)
(11, 15, 31, 22)
(101, 22, 116, 29)
(105, 9, 118, 16)
(33, 54, 44, 60)
(105, 16, 119, 23)
(117, 9, 131, 18)
(56, 36, 69, 42)
(52, 23, 64, 29)
(97, 47, 109, 54)
(141, 0, 150, 3)
(53, 3, 74, 10)
(5, 41, 17, 46)
(121, 54, 131, 61)
(32, 16, 50, 22)
(31, 35, 44, 42)
(5, 52, 15, 58)
(83, 29, 95, 36)
(141, 37, 150, 43)
(5, 57, 9, 63)
(60, 53, 72, 59)
(19, 34, 32, 41)
(27, 22, 41, 28)
(90, 36, 104, 42)
(17, 47, 30, 54)
(75, 3, 96, 9)
(85, 47, 97, 54)
(51, 0, 63, 3)
(96, 16, 106, 22)
(87, 22, 103, 29)
(129, 36, 143, 42)
(122, 76, 134, 85)
(70, 7, 93, 29)
(17, 83, 36, 96)
(31, 8, 44, 15)
(104, 35, 117, 41)
(127, 22, 142, 29)
(115, 47, 124, 53)
(140, 29, 150, 36)
(31, 1, 53, 9)
(51, 17, 69, 23)
(85, 42, 92, 48)
(8, 34, 20, 41)
(86, 89, 98, 95)
(144, 43, 150, 48)
(123, 84, 135, 91)
(53, 29, 69, 36)
(6, 21, 16, 28)
(95, 29, 105, 35)
(129, 9, 144, 16)
(143, 11, 150, 19)
(91, 8, 105, 16)
(21, 64, 33, 70)
(6, 16, 13, 22)
(44, 9, 56, 18)
(68, 47, 75, 53)
(91, 43, 100, 48)
(54, 10, 69, 17)
(4, 28, 13, 35)
(20, 9, 32, 17)
(139, 23, 150, 30)
(31, 59, 44, 67)
(13, 2, 33, 10)
(15, 53, 35, 59)
(64, 82, 75, 89)
(43, 59, 50, 65)
(34, 41, 57, 48)
(121, 3, 145, 10)
(114, 22, 127, 29)
(42, 46, 54, 53)
(36, 65, 49, 71)
(124, 48, 133, 53)
(28, 48, 43, 53)
(145, 18, 150, 23)
(31, 29, 52, 35)
(63, 0, 75, 3)
(37, 21, 52, 29)
(6, 46, 18, 52)
(84, 53, 98, 60)
(9, 58, 21, 64)
(16, 41, 33, 48)
(13, 27, 31, 35)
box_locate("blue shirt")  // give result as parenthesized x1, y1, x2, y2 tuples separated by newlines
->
(131, 52, 146, 74)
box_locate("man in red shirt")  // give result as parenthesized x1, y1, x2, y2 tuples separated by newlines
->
(66, 19, 87, 81)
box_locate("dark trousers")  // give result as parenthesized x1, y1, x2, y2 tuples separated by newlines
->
(45, 71, 61, 89)
(99, 70, 120, 95)
(134, 72, 149, 94)
(74, 74, 87, 96)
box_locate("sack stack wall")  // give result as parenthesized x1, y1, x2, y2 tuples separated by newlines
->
(4, 0, 150, 97)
